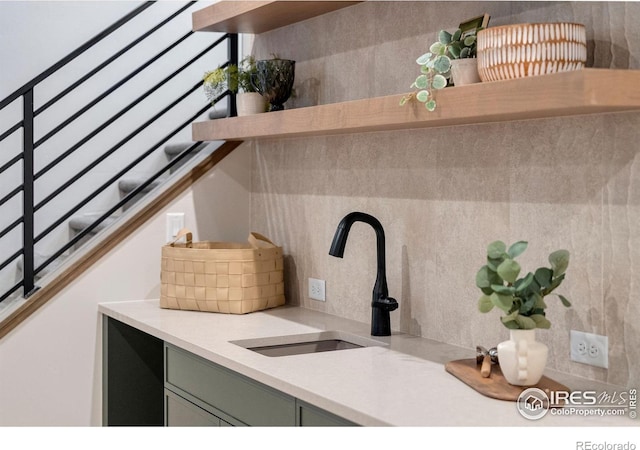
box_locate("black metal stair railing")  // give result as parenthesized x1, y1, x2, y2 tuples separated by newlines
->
(0, 1, 237, 303)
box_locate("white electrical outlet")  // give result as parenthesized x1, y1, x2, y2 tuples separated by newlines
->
(166, 212, 185, 242)
(308, 278, 326, 301)
(570, 330, 608, 369)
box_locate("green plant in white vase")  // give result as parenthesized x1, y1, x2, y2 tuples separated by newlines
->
(203, 55, 258, 104)
(476, 240, 571, 328)
(475, 240, 572, 387)
(203, 56, 267, 116)
(400, 27, 480, 111)
(400, 28, 476, 111)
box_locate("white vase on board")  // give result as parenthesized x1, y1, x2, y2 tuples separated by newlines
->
(497, 329, 548, 386)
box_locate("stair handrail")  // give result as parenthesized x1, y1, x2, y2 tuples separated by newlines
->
(0, 2, 237, 302)
(0, 2, 154, 110)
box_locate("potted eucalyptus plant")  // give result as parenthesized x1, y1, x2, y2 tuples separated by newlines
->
(400, 22, 486, 111)
(203, 56, 266, 116)
(475, 240, 572, 386)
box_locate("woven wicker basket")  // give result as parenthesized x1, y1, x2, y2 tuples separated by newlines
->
(160, 229, 285, 314)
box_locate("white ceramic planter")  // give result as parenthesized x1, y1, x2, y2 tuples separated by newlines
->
(476, 22, 587, 82)
(449, 58, 481, 86)
(237, 92, 266, 116)
(497, 329, 548, 386)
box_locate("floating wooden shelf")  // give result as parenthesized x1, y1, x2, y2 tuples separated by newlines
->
(192, 1, 362, 33)
(192, 70, 640, 142)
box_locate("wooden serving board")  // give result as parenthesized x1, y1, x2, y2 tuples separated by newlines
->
(445, 358, 570, 402)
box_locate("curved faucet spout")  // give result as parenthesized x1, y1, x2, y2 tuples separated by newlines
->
(329, 212, 388, 297)
(329, 212, 398, 336)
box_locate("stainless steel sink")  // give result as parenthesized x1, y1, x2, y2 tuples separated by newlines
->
(230, 331, 386, 357)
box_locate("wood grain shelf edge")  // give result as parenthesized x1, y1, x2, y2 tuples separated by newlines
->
(192, 69, 640, 141)
(193, 1, 362, 34)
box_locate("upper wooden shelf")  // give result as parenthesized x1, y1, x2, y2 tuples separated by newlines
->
(192, 1, 362, 33)
(192, 69, 640, 142)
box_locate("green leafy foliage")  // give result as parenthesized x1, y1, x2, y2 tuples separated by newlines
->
(497, 259, 521, 283)
(508, 241, 528, 258)
(414, 75, 428, 89)
(478, 295, 494, 313)
(549, 249, 570, 276)
(203, 56, 258, 105)
(476, 240, 572, 329)
(400, 24, 484, 111)
(416, 90, 430, 102)
(491, 292, 514, 312)
(433, 55, 452, 73)
(487, 240, 506, 259)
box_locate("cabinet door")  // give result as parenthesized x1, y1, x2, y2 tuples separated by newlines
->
(165, 344, 296, 426)
(297, 401, 357, 427)
(165, 390, 221, 426)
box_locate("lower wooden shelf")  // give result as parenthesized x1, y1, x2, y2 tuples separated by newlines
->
(192, 69, 640, 142)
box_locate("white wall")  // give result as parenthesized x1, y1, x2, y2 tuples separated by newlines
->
(0, 0, 251, 427)
(0, 143, 251, 426)
(0, 1, 227, 297)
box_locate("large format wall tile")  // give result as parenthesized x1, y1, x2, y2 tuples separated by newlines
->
(250, 2, 640, 387)
(600, 112, 640, 387)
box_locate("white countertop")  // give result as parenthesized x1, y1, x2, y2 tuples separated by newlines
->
(99, 300, 634, 427)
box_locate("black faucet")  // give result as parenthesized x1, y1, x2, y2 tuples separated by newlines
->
(329, 212, 398, 336)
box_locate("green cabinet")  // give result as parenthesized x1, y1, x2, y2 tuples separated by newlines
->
(165, 389, 221, 426)
(164, 343, 295, 426)
(103, 316, 357, 427)
(164, 344, 356, 427)
(297, 401, 357, 426)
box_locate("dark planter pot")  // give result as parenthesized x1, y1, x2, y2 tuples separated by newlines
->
(250, 59, 295, 112)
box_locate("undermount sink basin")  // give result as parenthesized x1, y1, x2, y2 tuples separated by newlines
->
(230, 331, 387, 357)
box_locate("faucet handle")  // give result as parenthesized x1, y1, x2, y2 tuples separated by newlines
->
(376, 296, 398, 312)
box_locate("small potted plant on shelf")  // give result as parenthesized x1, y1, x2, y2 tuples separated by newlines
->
(400, 14, 489, 111)
(475, 240, 572, 386)
(203, 56, 266, 116)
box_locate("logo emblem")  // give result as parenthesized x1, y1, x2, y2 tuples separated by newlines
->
(517, 388, 550, 420)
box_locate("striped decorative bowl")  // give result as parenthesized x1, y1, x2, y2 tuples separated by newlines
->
(476, 22, 587, 82)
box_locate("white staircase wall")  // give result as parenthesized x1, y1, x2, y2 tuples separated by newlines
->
(0, 143, 251, 426)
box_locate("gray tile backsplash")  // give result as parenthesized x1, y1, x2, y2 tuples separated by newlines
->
(249, 2, 640, 387)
